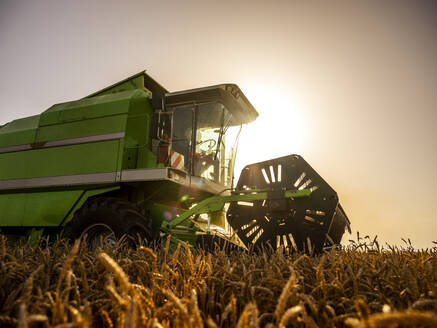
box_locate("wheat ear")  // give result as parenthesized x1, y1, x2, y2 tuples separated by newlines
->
(98, 252, 131, 294)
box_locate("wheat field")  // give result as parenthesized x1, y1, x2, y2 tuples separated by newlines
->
(0, 234, 436, 328)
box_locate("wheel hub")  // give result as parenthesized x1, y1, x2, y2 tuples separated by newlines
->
(81, 223, 117, 250)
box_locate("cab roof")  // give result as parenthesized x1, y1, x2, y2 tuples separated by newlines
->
(165, 84, 258, 125)
(87, 71, 259, 125)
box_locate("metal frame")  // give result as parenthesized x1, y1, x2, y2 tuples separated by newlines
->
(161, 188, 311, 231)
(165, 84, 258, 126)
(0, 167, 227, 194)
(0, 132, 125, 155)
(0, 172, 118, 190)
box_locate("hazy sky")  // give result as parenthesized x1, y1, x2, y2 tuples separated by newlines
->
(1, 0, 436, 248)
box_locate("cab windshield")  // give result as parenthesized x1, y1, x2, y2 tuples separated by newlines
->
(195, 105, 241, 187)
(171, 104, 241, 187)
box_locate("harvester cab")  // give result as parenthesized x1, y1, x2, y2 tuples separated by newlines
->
(0, 71, 350, 252)
(155, 83, 257, 190)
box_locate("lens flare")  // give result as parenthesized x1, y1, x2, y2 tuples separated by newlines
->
(163, 211, 172, 221)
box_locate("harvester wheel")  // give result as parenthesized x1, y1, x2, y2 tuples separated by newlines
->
(63, 197, 156, 249)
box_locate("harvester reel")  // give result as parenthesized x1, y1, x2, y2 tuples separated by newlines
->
(227, 155, 349, 252)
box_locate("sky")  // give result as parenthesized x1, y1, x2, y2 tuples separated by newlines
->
(1, 0, 436, 248)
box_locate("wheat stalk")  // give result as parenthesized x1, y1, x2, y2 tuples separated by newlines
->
(100, 309, 114, 328)
(236, 302, 259, 328)
(189, 288, 203, 327)
(17, 303, 28, 328)
(274, 266, 299, 323)
(139, 246, 158, 264)
(0, 235, 6, 260)
(56, 239, 80, 294)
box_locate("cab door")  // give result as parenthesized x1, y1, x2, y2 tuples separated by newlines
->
(171, 107, 194, 173)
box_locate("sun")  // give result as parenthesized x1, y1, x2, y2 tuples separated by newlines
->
(233, 83, 308, 183)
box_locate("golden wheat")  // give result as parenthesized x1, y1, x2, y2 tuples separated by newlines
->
(0, 235, 436, 327)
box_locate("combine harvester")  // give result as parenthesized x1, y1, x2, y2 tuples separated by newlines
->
(0, 72, 350, 252)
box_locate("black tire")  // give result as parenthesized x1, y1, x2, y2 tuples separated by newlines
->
(63, 197, 157, 249)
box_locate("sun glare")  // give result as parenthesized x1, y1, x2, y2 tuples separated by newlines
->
(234, 83, 308, 182)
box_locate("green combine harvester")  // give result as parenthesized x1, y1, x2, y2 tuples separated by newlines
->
(0, 71, 350, 252)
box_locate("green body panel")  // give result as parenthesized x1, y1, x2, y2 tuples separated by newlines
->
(40, 90, 138, 126)
(0, 190, 82, 226)
(85, 73, 153, 98)
(0, 193, 26, 223)
(23, 190, 84, 226)
(62, 186, 121, 225)
(0, 186, 120, 227)
(0, 115, 39, 147)
(29, 228, 44, 245)
(36, 115, 126, 143)
(122, 94, 155, 169)
(0, 83, 155, 228)
(0, 139, 121, 180)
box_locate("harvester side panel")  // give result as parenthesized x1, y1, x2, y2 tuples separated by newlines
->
(39, 90, 137, 126)
(85, 74, 148, 98)
(0, 88, 157, 227)
(0, 140, 122, 181)
(0, 115, 39, 148)
(122, 95, 156, 169)
(0, 137, 122, 226)
(0, 190, 82, 226)
(36, 116, 126, 144)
